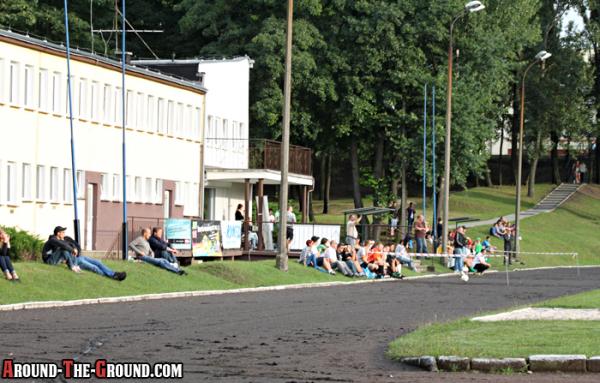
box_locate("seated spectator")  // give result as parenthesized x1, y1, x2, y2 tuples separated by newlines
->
(317, 238, 329, 255)
(394, 240, 417, 272)
(367, 243, 401, 278)
(324, 240, 353, 277)
(481, 236, 494, 252)
(42, 226, 81, 273)
(0, 229, 19, 281)
(129, 228, 186, 275)
(149, 227, 179, 265)
(64, 233, 126, 281)
(299, 239, 313, 265)
(357, 240, 374, 269)
(314, 238, 335, 275)
(337, 243, 365, 277)
(472, 251, 491, 274)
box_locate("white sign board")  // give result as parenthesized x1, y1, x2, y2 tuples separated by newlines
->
(289, 224, 341, 250)
(220, 221, 242, 249)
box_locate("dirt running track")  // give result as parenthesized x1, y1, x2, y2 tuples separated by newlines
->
(1, 267, 600, 382)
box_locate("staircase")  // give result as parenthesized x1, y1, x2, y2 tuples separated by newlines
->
(527, 183, 581, 214)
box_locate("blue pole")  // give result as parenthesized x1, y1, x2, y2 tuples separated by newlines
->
(432, 85, 437, 239)
(423, 84, 427, 219)
(121, 0, 128, 259)
(63, 0, 81, 244)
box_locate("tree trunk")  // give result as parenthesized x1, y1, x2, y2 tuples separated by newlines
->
(527, 130, 543, 197)
(550, 131, 561, 184)
(374, 133, 385, 179)
(594, 136, 600, 183)
(486, 167, 493, 187)
(350, 138, 363, 208)
(308, 190, 315, 222)
(322, 153, 331, 214)
(497, 124, 504, 186)
(511, 81, 520, 184)
(400, 161, 407, 239)
(319, 153, 326, 200)
(474, 173, 480, 187)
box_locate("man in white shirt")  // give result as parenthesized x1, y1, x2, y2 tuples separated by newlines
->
(394, 241, 416, 272)
(345, 214, 362, 247)
(325, 240, 353, 276)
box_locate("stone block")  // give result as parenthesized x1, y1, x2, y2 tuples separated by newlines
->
(587, 356, 600, 373)
(437, 356, 470, 371)
(470, 358, 527, 372)
(529, 355, 587, 373)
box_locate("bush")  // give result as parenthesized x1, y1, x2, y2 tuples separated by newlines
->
(0, 226, 44, 261)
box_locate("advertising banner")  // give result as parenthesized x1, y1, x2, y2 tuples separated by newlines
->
(165, 218, 192, 250)
(220, 221, 242, 249)
(192, 220, 222, 257)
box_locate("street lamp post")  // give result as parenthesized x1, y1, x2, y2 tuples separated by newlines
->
(441, 1, 485, 254)
(514, 50, 552, 257)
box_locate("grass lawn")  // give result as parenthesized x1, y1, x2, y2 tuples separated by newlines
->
(313, 184, 555, 225)
(467, 185, 600, 270)
(0, 260, 355, 305)
(388, 287, 600, 361)
(387, 318, 600, 359)
(535, 289, 600, 309)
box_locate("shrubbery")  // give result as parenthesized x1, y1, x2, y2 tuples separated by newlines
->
(0, 226, 44, 261)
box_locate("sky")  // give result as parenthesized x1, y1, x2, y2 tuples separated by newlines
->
(562, 7, 585, 35)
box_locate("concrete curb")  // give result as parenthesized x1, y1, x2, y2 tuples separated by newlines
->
(398, 355, 600, 373)
(0, 266, 597, 312)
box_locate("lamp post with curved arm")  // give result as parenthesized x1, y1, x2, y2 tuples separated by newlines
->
(441, 1, 485, 254)
(514, 50, 552, 258)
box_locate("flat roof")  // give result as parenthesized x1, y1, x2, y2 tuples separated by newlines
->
(0, 29, 207, 94)
(206, 168, 313, 186)
(133, 56, 254, 66)
(342, 207, 396, 216)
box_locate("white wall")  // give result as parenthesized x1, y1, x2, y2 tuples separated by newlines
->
(0, 38, 205, 239)
(199, 58, 251, 169)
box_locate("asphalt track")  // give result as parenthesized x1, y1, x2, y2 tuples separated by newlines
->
(1, 267, 600, 382)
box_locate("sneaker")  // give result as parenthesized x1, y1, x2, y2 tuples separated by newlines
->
(112, 271, 127, 281)
(71, 266, 82, 273)
(171, 262, 180, 269)
(177, 269, 188, 276)
(328, 270, 336, 276)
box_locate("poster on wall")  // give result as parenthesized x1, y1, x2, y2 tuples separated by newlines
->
(165, 219, 192, 250)
(220, 221, 242, 249)
(192, 220, 222, 257)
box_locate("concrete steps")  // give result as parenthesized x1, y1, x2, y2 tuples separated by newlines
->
(532, 183, 581, 212)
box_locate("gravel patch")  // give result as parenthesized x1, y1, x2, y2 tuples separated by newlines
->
(472, 307, 600, 322)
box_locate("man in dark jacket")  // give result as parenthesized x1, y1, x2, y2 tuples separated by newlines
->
(453, 226, 468, 273)
(42, 226, 80, 272)
(149, 227, 179, 265)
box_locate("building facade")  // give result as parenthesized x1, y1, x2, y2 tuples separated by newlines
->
(0, 30, 206, 250)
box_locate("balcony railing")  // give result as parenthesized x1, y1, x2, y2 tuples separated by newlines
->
(249, 139, 312, 176)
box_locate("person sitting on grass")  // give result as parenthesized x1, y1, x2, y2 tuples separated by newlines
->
(394, 240, 417, 272)
(129, 228, 186, 275)
(0, 229, 19, 282)
(63, 233, 127, 281)
(324, 240, 353, 277)
(314, 237, 335, 275)
(149, 227, 180, 266)
(357, 240, 374, 269)
(299, 239, 313, 265)
(337, 243, 365, 277)
(42, 226, 81, 273)
(384, 245, 403, 278)
(465, 250, 491, 274)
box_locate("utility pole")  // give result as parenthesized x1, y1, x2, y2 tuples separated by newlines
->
(276, 0, 293, 271)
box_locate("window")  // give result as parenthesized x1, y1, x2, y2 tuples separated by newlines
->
(103, 84, 112, 123)
(184, 105, 192, 138)
(63, 169, 72, 203)
(136, 92, 145, 130)
(174, 181, 183, 205)
(76, 170, 85, 199)
(24, 65, 34, 108)
(0, 58, 4, 102)
(157, 98, 165, 133)
(9, 62, 20, 104)
(22, 163, 32, 201)
(134, 176, 142, 202)
(125, 175, 132, 201)
(100, 173, 110, 200)
(154, 179, 163, 204)
(38, 69, 49, 111)
(5, 162, 17, 205)
(223, 119, 230, 149)
(52, 72, 62, 114)
(193, 107, 201, 140)
(175, 103, 183, 136)
(78, 78, 88, 118)
(126, 90, 135, 127)
(50, 167, 59, 202)
(113, 87, 121, 125)
(167, 100, 174, 135)
(207, 115, 213, 145)
(145, 178, 153, 203)
(36, 165, 46, 201)
(90, 82, 98, 121)
(112, 174, 121, 201)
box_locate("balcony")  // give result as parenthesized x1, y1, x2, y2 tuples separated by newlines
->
(249, 139, 312, 176)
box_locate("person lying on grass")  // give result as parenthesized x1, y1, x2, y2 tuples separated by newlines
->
(42, 226, 126, 281)
(0, 229, 19, 282)
(129, 228, 186, 276)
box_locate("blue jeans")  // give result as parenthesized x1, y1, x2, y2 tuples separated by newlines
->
(77, 256, 115, 278)
(345, 260, 359, 275)
(453, 248, 465, 272)
(0, 255, 15, 273)
(416, 237, 427, 255)
(140, 255, 180, 274)
(396, 255, 414, 271)
(46, 249, 77, 268)
(157, 250, 177, 264)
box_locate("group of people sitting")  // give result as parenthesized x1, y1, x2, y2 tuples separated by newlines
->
(450, 226, 493, 279)
(1, 225, 188, 282)
(299, 237, 422, 279)
(489, 216, 517, 265)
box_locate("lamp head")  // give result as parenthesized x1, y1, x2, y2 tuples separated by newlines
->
(465, 1, 485, 13)
(535, 50, 552, 62)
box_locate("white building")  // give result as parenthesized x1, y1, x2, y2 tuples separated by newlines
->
(0, 29, 205, 250)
